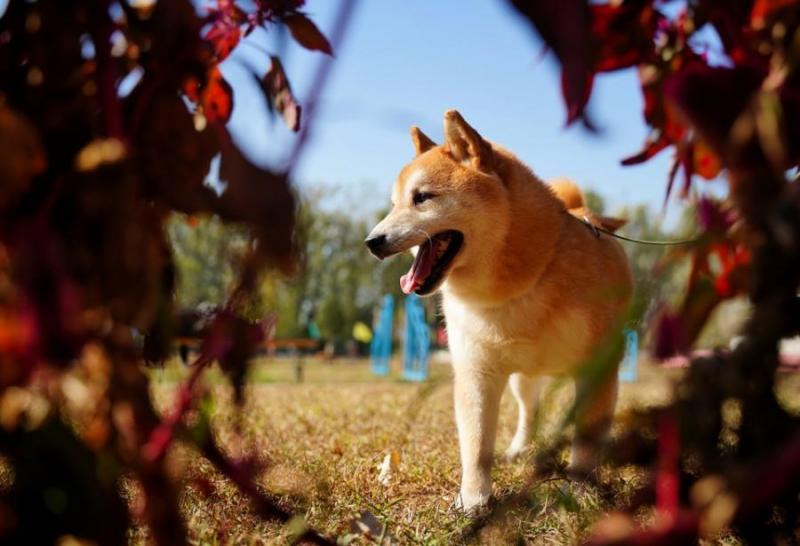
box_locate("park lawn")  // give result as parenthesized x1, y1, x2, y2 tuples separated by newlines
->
(133, 357, 799, 545)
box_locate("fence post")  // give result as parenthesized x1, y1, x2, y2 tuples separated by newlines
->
(403, 294, 430, 382)
(370, 295, 394, 376)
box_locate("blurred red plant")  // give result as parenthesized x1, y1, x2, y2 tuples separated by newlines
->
(0, 0, 347, 544)
(3, 0, 800, 543)
(506, 0, 800, 543)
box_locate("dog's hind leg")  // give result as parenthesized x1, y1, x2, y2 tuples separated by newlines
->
(453, 366, 505, 513)
(571, 373, 618, 475)
(504, 373, 543, 462)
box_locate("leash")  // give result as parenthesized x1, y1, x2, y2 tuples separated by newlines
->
(570, 213, 701, 246)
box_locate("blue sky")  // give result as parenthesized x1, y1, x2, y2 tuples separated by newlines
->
(0, 0, 719, 222)
(221, 0, 722, 224)
(0, 0, 724, 222)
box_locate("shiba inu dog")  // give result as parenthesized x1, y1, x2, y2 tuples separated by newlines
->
(365, 110, 633, 512)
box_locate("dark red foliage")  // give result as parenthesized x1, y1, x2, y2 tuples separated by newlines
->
(696, 195, 735, 233)
(664, 63, 765, 163)
(0, 0, 335, 544)
(509, 0, 658, 124)
(653, 310, 689, 360)
(203, 67, 235, 123)
(655, 412, 680, 516)
(206, 1, 247, 61)
(283, 13, 334, 56)
(508, 0, 594, 124)
(591, 1, 658, 72)
(506, 2, 800, 543)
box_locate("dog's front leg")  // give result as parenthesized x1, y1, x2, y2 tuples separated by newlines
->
(453, 364, 505, 513)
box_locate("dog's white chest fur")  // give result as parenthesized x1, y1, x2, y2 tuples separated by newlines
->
(441, 289, 591, 376)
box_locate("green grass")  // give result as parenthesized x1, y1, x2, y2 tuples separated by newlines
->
(130, 357, 796, 545)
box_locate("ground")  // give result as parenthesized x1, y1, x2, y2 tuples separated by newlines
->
(133, 357, 799, 545)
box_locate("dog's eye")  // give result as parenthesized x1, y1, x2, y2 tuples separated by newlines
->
(413, 192, 435, 205)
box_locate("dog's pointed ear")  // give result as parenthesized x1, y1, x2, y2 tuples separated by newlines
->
(410, 126, 436, 155)
(598, 215, 628, 233)
(443, 109, 493, 172)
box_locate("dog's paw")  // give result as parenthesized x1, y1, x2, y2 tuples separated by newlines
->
(453, 490, 491, 516)
(503, 443, 531, 463)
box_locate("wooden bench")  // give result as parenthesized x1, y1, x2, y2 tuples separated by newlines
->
(174, 337, 320, 382)
(266, 338, 319, 352)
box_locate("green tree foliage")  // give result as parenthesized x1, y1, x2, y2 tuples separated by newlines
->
(616, 203, 696, 305)
(170, 194, 413, 343)
(583, 188, 606, 214)
(285, 199, 413, 341)
(168, 216, 248, 310)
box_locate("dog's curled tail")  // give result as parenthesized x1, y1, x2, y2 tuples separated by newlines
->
(549, 178, 584, 210)
(549, 177, 628, 233)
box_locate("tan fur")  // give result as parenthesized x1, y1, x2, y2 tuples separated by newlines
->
(550, 177, 585, 209)
(367, 110, 633, 512)
(551, 177, 628, 233)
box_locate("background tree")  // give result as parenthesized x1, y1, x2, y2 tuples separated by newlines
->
(168, 215, 248, 310)
(234, 195, 412, 343)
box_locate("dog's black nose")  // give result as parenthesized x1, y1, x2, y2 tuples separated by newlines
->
(365, 234, 388, 257)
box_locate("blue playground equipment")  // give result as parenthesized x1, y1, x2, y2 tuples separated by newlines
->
(618, 328, 639, 383)
(403, 294, 430, 382)
(370, 295, 394, 376)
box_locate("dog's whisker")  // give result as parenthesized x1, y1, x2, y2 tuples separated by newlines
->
(412, 227, 434, 249)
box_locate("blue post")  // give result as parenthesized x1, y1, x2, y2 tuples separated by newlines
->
(403, 294, 430, 381)
(618, 328, 639, 383)
(370, 295, 394, 376)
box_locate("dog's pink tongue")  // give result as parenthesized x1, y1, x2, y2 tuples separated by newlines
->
(400, 242, 435, 294)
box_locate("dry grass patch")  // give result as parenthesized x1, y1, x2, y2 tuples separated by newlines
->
(127, 358, 791, 544)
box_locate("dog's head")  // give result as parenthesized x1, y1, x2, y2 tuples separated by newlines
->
(365, 110, 509, 296)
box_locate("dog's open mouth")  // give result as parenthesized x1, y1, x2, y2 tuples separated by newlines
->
(400, 231, 463, 295)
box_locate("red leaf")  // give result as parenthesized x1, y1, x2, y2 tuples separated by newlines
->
(183, 76, 201, 103)
(664, 64, 764, 160)
(751, 0, 799, 29)
(656, 412, 680, 518)
(653, 311, 688, 360)
(203, 67, 234, 124)
(696, 196, 735, 233)
(712, 243, 751, 297)
(507, 0, 593, 125)
(204, 1, 247, 61)
(262, 56, 302, 132)
(591, 1, 658, 73)
(654, 235, 748, 357)
(283, 13, 333, 55)
(691, 0, 755, 65)
(205, 20, 242, 61)
(621, 132, 669, 165)
(561, 70, 594, 126)
(693, 139, 722, 179)
(137, 91, 219, 215)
